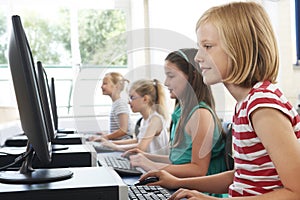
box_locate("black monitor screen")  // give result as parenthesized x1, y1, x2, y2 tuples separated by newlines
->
(49, 77, 58, 131)
(0, 15, 72, 184)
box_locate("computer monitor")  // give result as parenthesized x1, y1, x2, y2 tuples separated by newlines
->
(0, 15, 73, 184)
(36, 61, 68, 151)
(49, 77, 59, 131)
(49, 77, 75, 133)
(36, 61, 56, 141)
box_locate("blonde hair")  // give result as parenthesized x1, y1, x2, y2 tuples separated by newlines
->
(196, 1, 279, 87)
(105, 72, 129, 91)
(130, 79, 168, 120)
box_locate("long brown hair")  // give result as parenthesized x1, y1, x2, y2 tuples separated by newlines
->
(165, 48, 223, 146)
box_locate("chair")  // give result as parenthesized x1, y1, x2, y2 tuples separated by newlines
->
(222, 121, 234, 170)
(134, 117, 143, 137)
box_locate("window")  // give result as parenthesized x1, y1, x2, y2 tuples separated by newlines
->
(0, 0, 128, 117)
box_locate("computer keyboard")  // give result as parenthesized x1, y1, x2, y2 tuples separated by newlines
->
(97, 154, 143, 176)
(128, 185, 171, 200)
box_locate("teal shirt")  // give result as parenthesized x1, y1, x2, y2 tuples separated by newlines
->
(169, 102, 227, 197)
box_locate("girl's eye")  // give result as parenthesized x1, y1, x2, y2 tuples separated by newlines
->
(165, 73, 174, 79)
(203, 44, 212, 50)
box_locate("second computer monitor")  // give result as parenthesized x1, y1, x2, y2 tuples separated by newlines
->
(36, 61, 57, 141)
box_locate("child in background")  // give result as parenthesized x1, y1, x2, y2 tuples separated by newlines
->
(142, 2, 300, 199)
(89, 72, 132, 141)
(100, 79, 169, 155)
(124, 49, 227, 197)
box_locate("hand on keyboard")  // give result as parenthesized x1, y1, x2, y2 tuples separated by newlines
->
(89, 141, 115, 153)
(134, 177, 159, 185)
(98, 155, 143, 176)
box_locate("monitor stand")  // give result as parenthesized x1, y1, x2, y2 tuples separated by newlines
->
(52, 144, 68, 151)
(57, 128, 76, 134)
(0, 148, 73, 184)
(0, 168, 73, 184)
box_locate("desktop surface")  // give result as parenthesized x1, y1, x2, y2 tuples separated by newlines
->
(0, 148, 174, 200)
(0, 167, 128, 200)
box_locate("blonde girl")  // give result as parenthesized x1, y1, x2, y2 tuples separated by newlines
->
(143, 2, 300, 199)
(89, 72, 132, 140)
(100, 79, 169, 154)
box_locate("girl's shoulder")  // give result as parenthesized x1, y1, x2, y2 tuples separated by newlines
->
(149, 112, 165, 123)
(114, 97, 128, 104)
(246, 81, 286, 109)
(189, 101, 213, 116)
(186, 102, 216, 125)
(113, 98, 129, 108)
(150, 111, 163, 118)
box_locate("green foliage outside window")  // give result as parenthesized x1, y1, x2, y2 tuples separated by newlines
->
(78, 9, 127, 65)
(0, 12, 7, 64)
(0, 8, 126, 66)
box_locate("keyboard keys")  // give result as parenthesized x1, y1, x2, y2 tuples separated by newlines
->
(105, 156, 131, 169)
(128, 185, 171, 200)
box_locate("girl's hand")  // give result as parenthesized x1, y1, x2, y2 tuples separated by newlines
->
(169, 188, 216, 200)
(139, 170, 180, 189)
(95, 132, 105, 135)
(87, 135, 103, 142)
(100, 137, 119, 150)
(122, 148, 145, 158)
(129, 153, 155, 171)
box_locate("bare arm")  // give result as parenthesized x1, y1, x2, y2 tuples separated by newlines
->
(143, 153, 170, 163)
(141, 169, 234, 194)
(170, 107, 300, 199)
(123, 148, 171, 171)
(241, 107, 300, 199)
(124, 148, 170, 162)
(103, 115, 163, 152)
(162, 108, 214, 178)
(112, 138, 137, 145)
(136, 115, 163, 151)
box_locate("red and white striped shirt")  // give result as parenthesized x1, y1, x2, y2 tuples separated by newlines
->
(229, 81, 300, 197)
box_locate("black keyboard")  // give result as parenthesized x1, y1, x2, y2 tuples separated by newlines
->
(98, 155, 143, 176)
(128, 185, 171, 200)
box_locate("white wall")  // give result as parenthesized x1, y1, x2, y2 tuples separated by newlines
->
(127, 0, 300, 121)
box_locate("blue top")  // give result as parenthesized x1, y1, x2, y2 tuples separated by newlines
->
(169, 101, 227, 197)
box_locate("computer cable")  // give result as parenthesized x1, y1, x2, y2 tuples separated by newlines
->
(0, 147, 33, 171)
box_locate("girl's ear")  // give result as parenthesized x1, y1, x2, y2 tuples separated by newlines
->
(143, 94, 150, 103)
(115, 83, 122, 91)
